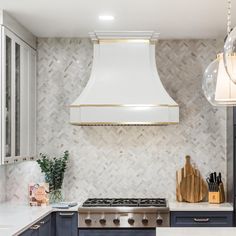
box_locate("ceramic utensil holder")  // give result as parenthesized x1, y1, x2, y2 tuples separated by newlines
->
(208, 183, 225, 204)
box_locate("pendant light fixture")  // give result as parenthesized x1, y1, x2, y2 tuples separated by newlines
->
(202, 0, 236, 106)
(224, 0, 236, 83)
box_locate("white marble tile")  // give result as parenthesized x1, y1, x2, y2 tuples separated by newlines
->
(0, 166, 6, 202)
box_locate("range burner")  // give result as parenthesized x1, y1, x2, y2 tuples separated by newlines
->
(82, 198, 167, 207)
(82, 198, 113, 207)
(111, 198, 139, 207)
(139, 198, 167, 207)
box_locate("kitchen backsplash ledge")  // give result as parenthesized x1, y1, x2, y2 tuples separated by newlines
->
(4, 38, 226, 203)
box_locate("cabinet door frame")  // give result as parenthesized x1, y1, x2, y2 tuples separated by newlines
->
(28, 49, 36, 158)
(1, 26, 17, 163)
(0, 26, 2, 164)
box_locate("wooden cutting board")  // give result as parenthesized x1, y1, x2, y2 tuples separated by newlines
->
(176, 168, 184, 201)
(183, 155, 194, 176)
(180, 174, 208, 203)
(176, 155, 195, 201)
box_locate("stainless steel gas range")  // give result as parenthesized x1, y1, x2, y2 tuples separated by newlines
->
(78, 198, 169, 236)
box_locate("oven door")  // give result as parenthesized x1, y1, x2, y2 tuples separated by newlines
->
(78, 228, 156, 236)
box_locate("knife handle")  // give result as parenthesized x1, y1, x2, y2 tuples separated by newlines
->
(213, 172, 217, 182)
(209, 173, 214, 182)
(219, 172, 222, 183)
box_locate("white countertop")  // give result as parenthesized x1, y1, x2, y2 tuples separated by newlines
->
(156, 227, 236, 236)
(0, 201, 234, 236)
(0, 202, 80, 236)
(169, 202, 234, 211)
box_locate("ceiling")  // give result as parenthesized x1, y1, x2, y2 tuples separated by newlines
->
(0, 0, 235, 39)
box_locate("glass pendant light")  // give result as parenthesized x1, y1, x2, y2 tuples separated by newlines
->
(202, 0, 236, 106)
(224, 0, 236, 83)
(203, 53, 236, 106)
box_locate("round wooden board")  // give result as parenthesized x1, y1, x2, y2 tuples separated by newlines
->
(180, 174, 208, 203)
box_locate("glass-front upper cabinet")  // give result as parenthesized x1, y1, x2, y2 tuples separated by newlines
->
(5, 35, 12, 158)
(0, 26, 36, 165)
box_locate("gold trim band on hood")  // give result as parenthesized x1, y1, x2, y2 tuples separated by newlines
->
(70, 104, 179, 108)
(70, 121, 178, 126)
(98, 39, 152, 44)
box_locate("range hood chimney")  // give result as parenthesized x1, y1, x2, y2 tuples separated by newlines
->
(70, 31, 179, 126)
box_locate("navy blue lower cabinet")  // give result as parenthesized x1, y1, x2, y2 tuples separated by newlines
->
(171, 211, 233, 227)
(38, 214, 51, 236)
(56, 211, 77, 236)
(78, 228, 156, 236)
(19, 225, 39, 236)
(19, 214, 51, 236)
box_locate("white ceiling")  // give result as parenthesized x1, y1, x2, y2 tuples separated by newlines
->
(0, 0, 236, 39)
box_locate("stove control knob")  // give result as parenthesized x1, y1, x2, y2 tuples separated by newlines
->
(156, 215, 163, 225)
(99, 218, 106, 225)
(113, 218, 120, 225)
(85, 218, 92, 225)
(128, 218, 135, 225)
(142, 217, 148, 225)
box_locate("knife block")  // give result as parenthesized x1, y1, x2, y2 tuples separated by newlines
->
(208, 183, 225, 204)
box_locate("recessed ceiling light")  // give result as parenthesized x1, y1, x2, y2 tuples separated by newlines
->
(99, 15, 114, 21)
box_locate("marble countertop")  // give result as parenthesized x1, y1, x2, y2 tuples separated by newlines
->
(0, 201, 234, 236)
(0, 202, 80, 236)
(156, 227, 236, 236)
(169, 202, 234, 211)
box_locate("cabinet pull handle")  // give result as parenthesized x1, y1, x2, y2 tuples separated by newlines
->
(30, 224, 40, 230)
(59, 212, 75, 216)
(194, 218, 210, 222)
(40, 221, 45, 224)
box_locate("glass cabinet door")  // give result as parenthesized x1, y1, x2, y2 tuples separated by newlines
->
(3, 30, 22, 161)
(5, 35, 11, 158)
(15, 43, 20, 157)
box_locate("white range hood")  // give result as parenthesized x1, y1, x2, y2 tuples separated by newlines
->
(70, 31, 179, 126)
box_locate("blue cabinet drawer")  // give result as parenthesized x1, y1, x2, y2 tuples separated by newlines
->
(171, 211, 233, 227)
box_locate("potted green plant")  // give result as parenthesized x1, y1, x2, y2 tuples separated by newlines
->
(37, 150, 69, 203)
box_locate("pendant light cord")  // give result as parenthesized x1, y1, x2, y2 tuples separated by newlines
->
(227, 0, 232, 34)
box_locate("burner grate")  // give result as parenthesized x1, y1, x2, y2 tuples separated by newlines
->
(111, 198, 140, 207)
(82, 198, 113, 207)
(139, 198, 166, 207)
(82, 198, 167, 207)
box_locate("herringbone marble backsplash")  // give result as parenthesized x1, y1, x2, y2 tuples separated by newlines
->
(0, 166, 6, 202)
(4, 38, 227, 203)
